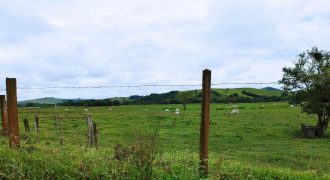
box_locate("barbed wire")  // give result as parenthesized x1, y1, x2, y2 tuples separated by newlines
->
(18, 109, 314, 118)
(0, 82, 280, 91)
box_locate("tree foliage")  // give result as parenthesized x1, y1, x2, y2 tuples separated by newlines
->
(280, 47, 330, 137)
(177, 91, 196, 110)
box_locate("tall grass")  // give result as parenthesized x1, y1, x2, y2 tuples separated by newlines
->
(0, 102, 329, 179)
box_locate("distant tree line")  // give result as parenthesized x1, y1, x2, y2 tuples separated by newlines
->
(58, 99, 121, 107)
(19, 102, 54, 108)
(67, 90, 288, 106)
(20, 90, 289, 107)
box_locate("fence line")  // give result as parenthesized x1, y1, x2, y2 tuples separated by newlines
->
(17, 112, 316, 119)
(0, 82, 280, 92)
(0, 73, 284, 178)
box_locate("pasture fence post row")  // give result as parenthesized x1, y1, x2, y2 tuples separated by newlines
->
(6, 78, 20, 148)
(87, 115, 97, 147)
(34, 115, 39, 133)
(0, 95, 9, 135)
(23, 118, 30, 132)
(199, 69, 211, 178)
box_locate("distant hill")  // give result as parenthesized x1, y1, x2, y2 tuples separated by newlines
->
(129, 87, 286, 104)
(19, 97, 74, 106)
(262, 87, 281, 91)
(213, 87, 282, 97)
(19, 87, 287, 107)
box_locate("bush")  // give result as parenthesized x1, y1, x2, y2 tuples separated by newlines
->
(114, 127, 160, 179)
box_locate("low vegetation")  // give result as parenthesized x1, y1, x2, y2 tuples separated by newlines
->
(1, 102, 330, 179)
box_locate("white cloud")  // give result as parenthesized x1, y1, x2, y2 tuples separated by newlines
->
(0, 0, 330, 100)
(0, 47, 30, 62)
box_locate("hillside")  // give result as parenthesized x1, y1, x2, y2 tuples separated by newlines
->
(19, 87, 286, 107)
(131, 87, 286, 105)
(213, 88, 283, 97)
(19, 97, 67, 105)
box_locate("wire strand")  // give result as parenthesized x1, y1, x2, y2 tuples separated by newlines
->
(0, 82, 280, 91)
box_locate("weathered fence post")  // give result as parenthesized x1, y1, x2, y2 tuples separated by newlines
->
(23, 118, 30, 132)
(199, 69, 211, 177)
(6, 78, 20, 148)
(93, 122, 98, 148)
(34, 115, 39, 132)
(87, 115, 94, 146)
(0, 95, 9, 135)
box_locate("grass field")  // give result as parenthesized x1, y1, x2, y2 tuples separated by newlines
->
(0, 102, 330, 179)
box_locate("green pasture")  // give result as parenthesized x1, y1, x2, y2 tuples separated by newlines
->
(0, 102, 329, 179)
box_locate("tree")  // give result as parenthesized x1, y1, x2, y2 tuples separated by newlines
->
(280, 47, 330, 137)
(112, 100, 121, 106)
(177, 91, 195, 110)
(25, 102, 36, 107)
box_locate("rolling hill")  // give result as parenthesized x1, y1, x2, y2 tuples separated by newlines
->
(19, 97, 75, 106)
(131, 87, 285, 104)
(19, 87, 286, 106)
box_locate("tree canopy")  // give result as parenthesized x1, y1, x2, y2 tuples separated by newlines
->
(280, 47, 330, 137)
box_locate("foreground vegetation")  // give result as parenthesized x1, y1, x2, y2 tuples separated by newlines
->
(1, 102, 330, 179)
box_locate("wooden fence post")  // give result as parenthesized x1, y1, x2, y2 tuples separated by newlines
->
(24, 118, 30, 132)
(93, 122, 98, 148)
(0, 95, 9, 135)
(34, 115, 39, 132)
(87, 115, 94, 146)
(6, 78, 20, 148)
(199, 69, 211, 177)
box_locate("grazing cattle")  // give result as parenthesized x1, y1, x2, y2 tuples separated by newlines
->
(109, 108, 112, 112)
(65, 109, 69, 111)
(231, 109, 239, 114)
(84, 109, 89, 112)
(145, 109, 149, 111)
(165, 109, 170, 112)
(174, 108, 180, 114)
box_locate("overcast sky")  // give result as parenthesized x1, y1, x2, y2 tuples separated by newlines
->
(1, 0, 330, 100)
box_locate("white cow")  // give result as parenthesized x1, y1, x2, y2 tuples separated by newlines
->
(84, 109, 89, 112)
(230, 109, 239, 114)
(165, 109, 170, 112)
(109, 108, 113, 112)
(174, 108, 180, 114)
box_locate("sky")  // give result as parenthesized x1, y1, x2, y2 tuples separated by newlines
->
(1, 0, 330, 100)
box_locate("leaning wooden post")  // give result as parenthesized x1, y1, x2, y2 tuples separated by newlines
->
(23, 118, 30, 132)
(199, 69, 211, 177)
(34, 115, 39, 133)
(87, 115, 94, 146)
(6, 78, 20, 148)
(0, 95, 9, 135)
(93, 122, 98, 148)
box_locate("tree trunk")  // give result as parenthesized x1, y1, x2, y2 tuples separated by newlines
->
(315, 116, 329, 138)
(183, 103, 187, 110)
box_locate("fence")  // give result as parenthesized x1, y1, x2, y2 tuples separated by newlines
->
(0, 69, 281, 178)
